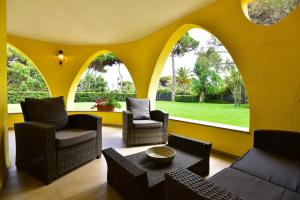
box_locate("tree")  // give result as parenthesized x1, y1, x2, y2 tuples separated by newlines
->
(248, 0, 300, 24)
(77, 72, 108, 92)
(193, 47, 225, 102)
(176, 66, 192, 94)
(170, 32, 199, 101)
(88, 52, 124, 91)
(7, 46, 28, 67)
(224, 62, 244, 107)
(7, 46, 49, 92)
(121, 81, 135, 93)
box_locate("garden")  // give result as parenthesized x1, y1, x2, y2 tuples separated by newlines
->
(7, 30, 251, 128)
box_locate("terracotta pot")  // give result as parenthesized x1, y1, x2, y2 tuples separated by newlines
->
(96, 105, 114, 112)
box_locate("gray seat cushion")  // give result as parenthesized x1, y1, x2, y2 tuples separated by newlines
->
(231, 148, 300, 193)
(133, 120, 163, 129)
(126, 98, 150, 120)
(209, 168, 300, 200)
(23, 96, 68, 130)
(55, 128, 97, 148)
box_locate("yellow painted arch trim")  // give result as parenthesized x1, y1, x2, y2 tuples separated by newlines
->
(241, 0, 254, 21)
(7, 43, 52, 96)
(148, 24, 200, 100)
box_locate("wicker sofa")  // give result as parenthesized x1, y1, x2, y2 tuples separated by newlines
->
(14, 96, 102, 184)
(123, 98, 169, 146)
(103, 134, 212, 200)
(165, 130, 300, 200)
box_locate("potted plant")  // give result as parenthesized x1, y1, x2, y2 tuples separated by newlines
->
(91, 96, 121, 112)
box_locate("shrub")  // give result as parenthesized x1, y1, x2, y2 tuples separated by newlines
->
(175, 95, 198, 103)
(75, 92, 136, 102)
(157, 87, 171, 94)
(8, 91, 50, 104)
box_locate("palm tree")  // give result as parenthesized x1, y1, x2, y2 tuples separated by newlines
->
(176, 66, 192, 94)
(169, 32, 199, 101)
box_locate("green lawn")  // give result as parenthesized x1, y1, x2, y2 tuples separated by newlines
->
(8, 101, 249, 128)
(155, 101, 249, 128)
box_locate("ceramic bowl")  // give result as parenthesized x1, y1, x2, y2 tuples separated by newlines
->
(146, 146, 176, 164)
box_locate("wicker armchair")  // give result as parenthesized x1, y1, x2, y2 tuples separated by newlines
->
(122, 98, 168, 146)
(14, 96, 102, 184)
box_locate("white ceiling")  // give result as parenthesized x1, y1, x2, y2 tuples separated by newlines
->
(7, 0, 215, 45)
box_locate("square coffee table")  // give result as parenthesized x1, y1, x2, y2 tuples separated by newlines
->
(125, 147, 202, 187)
(103, 133, 212, 200)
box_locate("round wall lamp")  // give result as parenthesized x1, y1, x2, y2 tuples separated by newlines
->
(57, 50, 65, 65)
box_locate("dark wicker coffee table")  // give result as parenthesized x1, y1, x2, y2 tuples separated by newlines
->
(126, 148, 202, 187)
(103, 134, 212, 200)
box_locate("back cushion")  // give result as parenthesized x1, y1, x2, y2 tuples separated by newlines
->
(24, 96, 68, 130)
(20, 101, 30, 121)
(126, 98, 150, 120)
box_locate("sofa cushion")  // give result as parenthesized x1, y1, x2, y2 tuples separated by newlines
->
(231, 148, 300, 193)
(209, 168, 300, 200)
(133, 120, 163, 129)
(126, 98, 150, 120)
(55, 128, 97, 148)
(24, 96, 68, 130)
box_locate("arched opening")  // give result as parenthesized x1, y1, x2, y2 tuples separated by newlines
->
(7, 44, 51, 113)
(150, 25, 249, 128)
(69, 51, 136, 111)
(242, 0, 300, 25)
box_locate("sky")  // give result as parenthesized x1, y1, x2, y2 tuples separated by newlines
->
(161, 28, 211, 77)
(80, 28, 234, 90)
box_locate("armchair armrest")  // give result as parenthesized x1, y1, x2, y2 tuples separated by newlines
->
(150, 110, 169, 143)
(122, 111, 134, 145)
(67, 114, 101, 130)
(14, 121, 57, 183)
(254, 129, 300, 160)
(150, 110, 168, 123)
(68, 114, 102, 157)
(102, 148, 148, 199)
(165, 168, 243, 200)
(168, 134, 212, 158)
(123, 110, 133, 122)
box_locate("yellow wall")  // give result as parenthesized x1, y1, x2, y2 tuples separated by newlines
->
(6, 0, 300, 156)
(0, 0, 8, 189)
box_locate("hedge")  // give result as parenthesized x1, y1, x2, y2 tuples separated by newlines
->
(8, 91, 50, 104)
(75, 92, 136, 102)
(175, 95, 199, 103)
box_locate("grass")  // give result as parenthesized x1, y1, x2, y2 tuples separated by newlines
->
(155, 101, 249, 128)
(8, 101, 249, 128)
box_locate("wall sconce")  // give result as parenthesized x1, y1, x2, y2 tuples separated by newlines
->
(57, 50, 65, 65)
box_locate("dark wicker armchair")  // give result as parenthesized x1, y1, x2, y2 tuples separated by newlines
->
(122, 98, 168, 146)
(14, 96, 102, 184)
